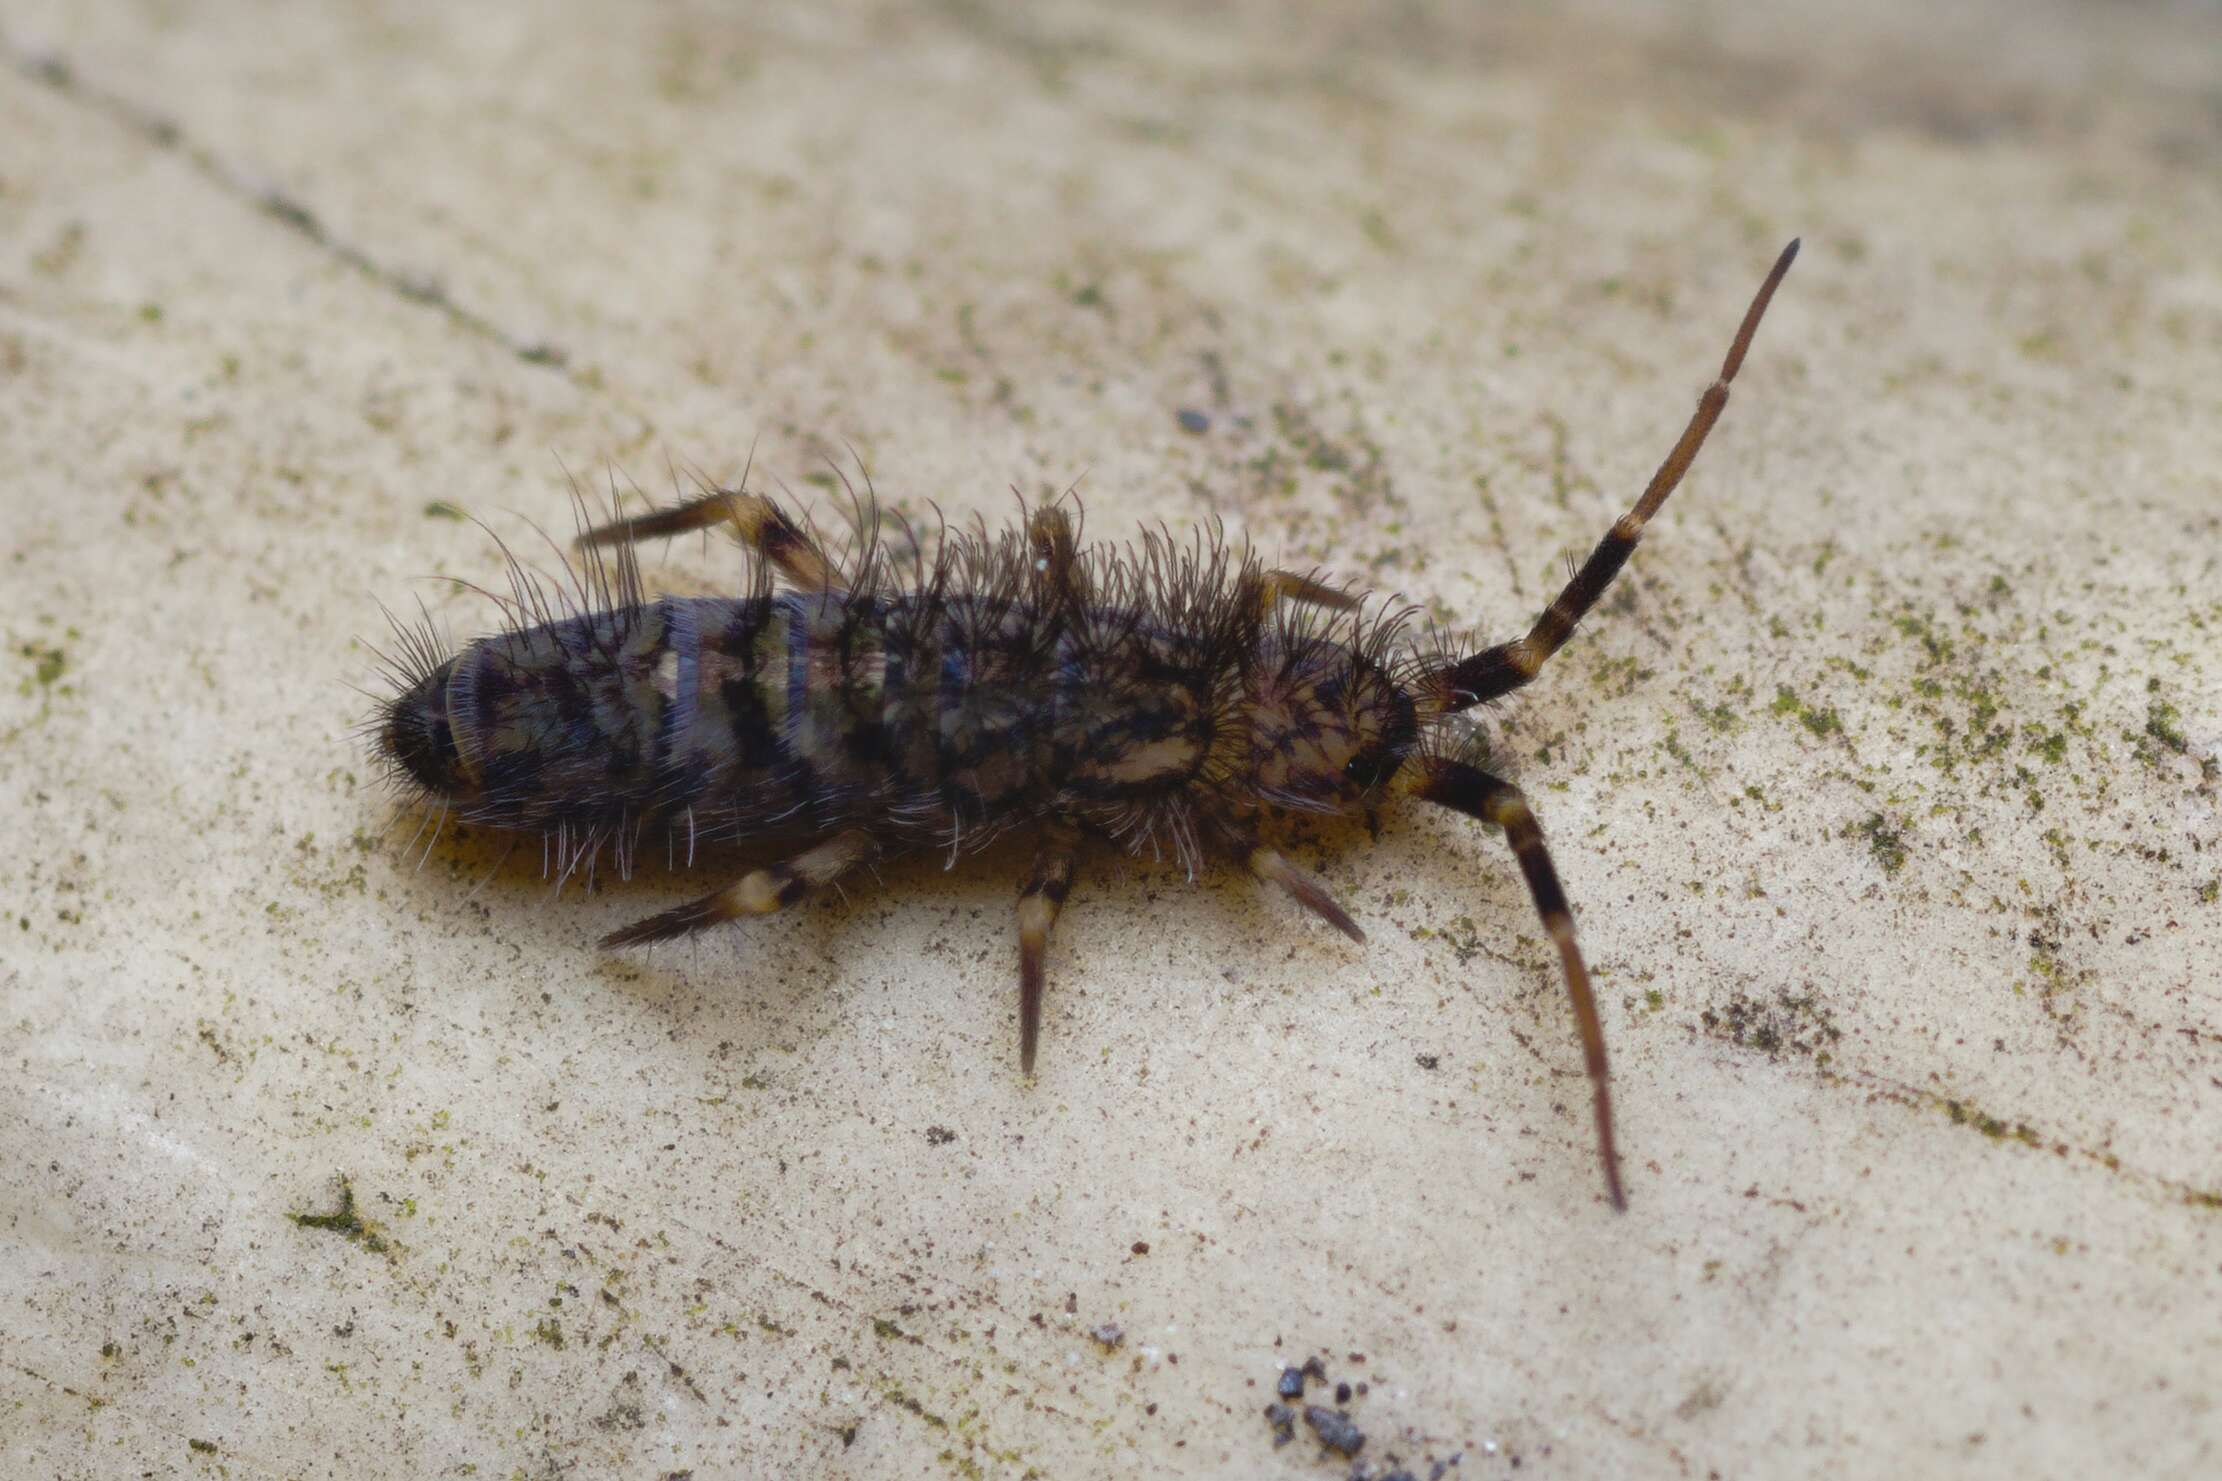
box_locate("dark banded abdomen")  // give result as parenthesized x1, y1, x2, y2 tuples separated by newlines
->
(431, 601, 695, 832)
(412, 591, 1218, 850)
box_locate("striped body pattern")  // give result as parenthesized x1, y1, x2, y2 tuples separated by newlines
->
(375, 241, 1801, 1208)
(385, 556, 1411, 879)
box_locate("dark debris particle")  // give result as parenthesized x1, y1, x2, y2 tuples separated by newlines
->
(1090, 1323, 1125, 1350)
(1176, 408, 1211, 434)
(1264, 1402, 1297, 1447)
(1302, 1355, 1328, 1384)
(1130, 1240, 1150, 1255)
(1336, 1381, 1353, 1403)
(1277, 1366, 1305, 1399)
(924, 1125, 957, 1145)
(1305, 1405, 1366, 1457)
(1415, 1053, 1440, 1070)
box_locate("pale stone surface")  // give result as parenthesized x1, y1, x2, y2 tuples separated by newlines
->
(3, 3, 2217, 1477)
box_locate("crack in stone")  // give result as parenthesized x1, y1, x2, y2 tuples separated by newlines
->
(8, 37, 577, 379)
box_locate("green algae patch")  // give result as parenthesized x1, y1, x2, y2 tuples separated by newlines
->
(2144, 686, 2188, 757)
(882, 1384, 950, 1430)
(1944, 1100, 2043, 1148)
(19, 641, 68, 690)
(1770, 685, 1842, 739)
(288, 1173, 393, 1255)
(1854, 812, 1910, 876)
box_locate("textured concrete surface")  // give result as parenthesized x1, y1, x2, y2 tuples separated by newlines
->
(4, 3, 2218, 1477)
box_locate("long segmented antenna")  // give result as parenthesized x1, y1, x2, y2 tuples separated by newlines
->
(1436, 238, 1800, 712)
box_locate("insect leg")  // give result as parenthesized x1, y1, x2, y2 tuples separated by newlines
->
(1249, 569, 1361, 617)
(1246, 846, 1365, 943)
(1014, 825, 1081, 1075)
(578, 488, 837, 590)
(600, 828, 876, 947)
(1412, 757, 1624, 1209)
(1026, 502, 1095, 617)
(1434, 239, 1799, 713)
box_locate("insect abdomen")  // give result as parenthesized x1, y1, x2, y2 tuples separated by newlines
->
(399, 592, 1088, 848)
(431, 601, 684, 832)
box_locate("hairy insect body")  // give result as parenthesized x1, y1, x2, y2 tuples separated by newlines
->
(387, 587, 1412, 869)
(374, 241, 1801, 1210)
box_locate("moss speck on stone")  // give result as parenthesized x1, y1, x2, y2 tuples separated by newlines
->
(1700, 990, 1841, 1060)
(1772, 685, 1842, 739)
(288, 1174, 391, 1255)
(17, 641, 68, 691)
(1946, 1100, 2043, 1147)
(1855, 812, 1909, 875)
(882, 1385, 949, 1429)
(2144, 687, 2188, 756)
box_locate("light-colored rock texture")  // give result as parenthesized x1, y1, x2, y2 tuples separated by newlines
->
(3, 2, 2217, 1476)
